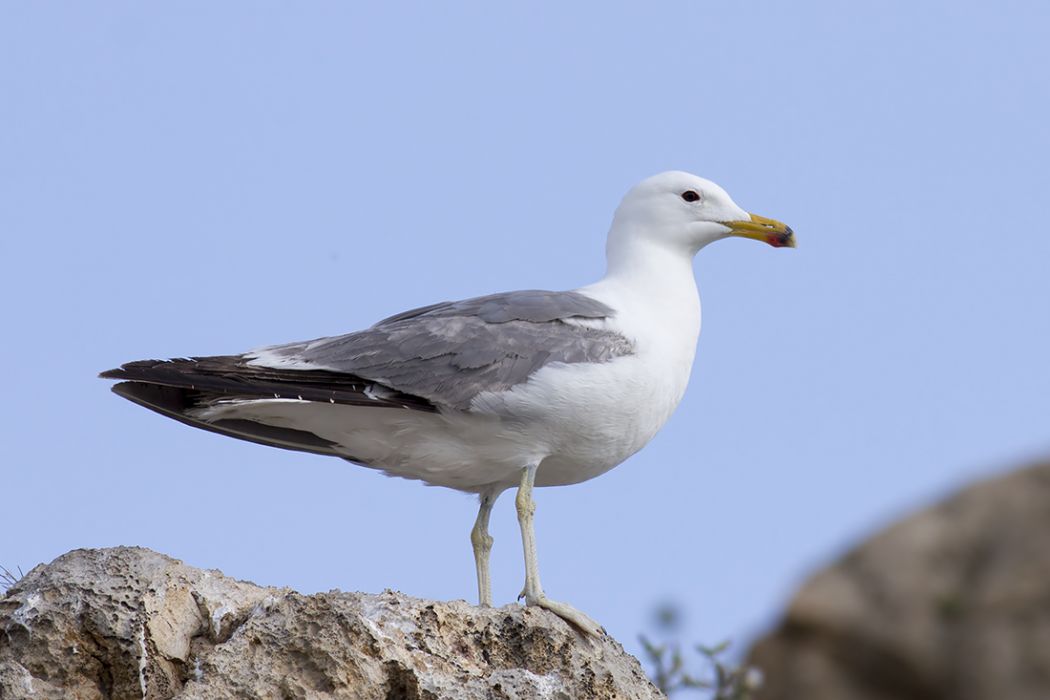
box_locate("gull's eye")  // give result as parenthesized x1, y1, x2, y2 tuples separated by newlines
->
(681, 190, 701, 203)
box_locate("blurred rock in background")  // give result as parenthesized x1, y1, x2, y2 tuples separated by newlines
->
(747, 461, 1050, 700)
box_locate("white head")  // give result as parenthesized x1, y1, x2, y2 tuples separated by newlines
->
(608, 171, 794, 259)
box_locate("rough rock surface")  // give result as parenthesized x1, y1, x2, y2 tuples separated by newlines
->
(0, 547, 662, 699)
(747, 461, 1050, 700)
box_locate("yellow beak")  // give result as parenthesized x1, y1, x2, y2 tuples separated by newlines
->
(720, 213, 796, 248)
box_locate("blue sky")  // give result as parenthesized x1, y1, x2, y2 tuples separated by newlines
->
(3, 1, 1049, 660)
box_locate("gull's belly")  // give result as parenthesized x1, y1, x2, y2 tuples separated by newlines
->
(474, 352, 693, 487)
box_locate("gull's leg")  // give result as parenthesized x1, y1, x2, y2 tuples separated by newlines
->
(515, 463, 604, 637)
(470, 488, 500, 607)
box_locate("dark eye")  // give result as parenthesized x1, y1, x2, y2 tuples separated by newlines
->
(681, 190, 701, 203)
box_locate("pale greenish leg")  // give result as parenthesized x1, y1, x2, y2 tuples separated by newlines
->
(515, 463, 604, 636)
(471, 488, 499, 607)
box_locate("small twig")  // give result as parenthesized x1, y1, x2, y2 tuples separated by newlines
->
(1, 564, 24, 591)
(640, 634, 763, 699)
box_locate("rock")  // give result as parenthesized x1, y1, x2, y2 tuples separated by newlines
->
(0, 547, 661, 700)
(747, 461, 1050, 700)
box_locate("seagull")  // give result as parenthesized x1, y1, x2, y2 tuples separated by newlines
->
(100, 171, 794, 636)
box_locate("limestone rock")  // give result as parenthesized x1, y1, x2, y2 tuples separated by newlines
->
(747, 461, 1050, 700)
(0, 547, 661, 699)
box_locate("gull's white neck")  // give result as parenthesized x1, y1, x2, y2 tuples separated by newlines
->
(579, 222, 702, 354)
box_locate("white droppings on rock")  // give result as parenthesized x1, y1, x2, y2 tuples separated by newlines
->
(358, 596, 420, 639)
(210, 602, 231, 639)
(13, 663, 34, 696)
(497, 669, 563, 699)
(136, 623, 148, 698)
(10, 591, 41, 629)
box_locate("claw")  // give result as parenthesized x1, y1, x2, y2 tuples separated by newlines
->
(525, 594, 605, 637)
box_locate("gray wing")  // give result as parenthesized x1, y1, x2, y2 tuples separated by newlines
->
(249, 290, 634, 410)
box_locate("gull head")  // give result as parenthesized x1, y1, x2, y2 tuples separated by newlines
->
(610, 171, 795, 255)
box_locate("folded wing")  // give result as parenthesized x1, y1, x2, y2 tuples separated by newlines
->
(100, 289, 634, 456)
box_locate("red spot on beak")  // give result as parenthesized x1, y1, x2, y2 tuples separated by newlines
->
(767, 227, 796, 248)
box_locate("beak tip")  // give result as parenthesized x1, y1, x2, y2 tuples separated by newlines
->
(770, 230, 796, 248)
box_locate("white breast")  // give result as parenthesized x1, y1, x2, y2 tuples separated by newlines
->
(469, 269, 702, 487)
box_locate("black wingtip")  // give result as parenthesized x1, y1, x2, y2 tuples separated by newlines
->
(99, 359, 178, 381)
(99, 356, 439, 412)
(109, 380, 136, 398)
(109, 381, 193, 413)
